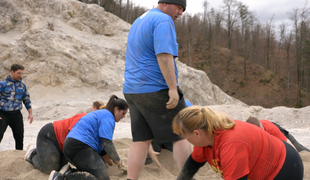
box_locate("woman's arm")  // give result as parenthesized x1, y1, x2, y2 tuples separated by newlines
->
(101, 138, 120, 163)
(177, 155, 206, 180)
(101, 138, 127, 172)
(237, 175, 248, 180)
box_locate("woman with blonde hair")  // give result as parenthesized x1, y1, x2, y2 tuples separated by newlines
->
(24, 101, 106, 174)
(173, 106, 304, 180)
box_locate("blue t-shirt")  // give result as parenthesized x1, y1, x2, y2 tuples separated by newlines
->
(185, 99, 192, 107)
(66, 109, 115, 153)
(123, 8, 179, 94)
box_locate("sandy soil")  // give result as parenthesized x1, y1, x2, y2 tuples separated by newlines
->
(0, 120, 310, 180)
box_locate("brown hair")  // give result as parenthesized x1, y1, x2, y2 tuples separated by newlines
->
(246, 117, 261, 127)
(105, 95, 128, 116)
(173, 106, 236, 138)
(11, 64, 24, 72)
(93, 101, 105, 110)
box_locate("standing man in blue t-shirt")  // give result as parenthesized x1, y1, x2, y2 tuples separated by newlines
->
(123, 0, 191, 179)
(0, 64, 33, 150)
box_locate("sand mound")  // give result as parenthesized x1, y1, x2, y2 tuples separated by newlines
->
(0, 138, 309, 180)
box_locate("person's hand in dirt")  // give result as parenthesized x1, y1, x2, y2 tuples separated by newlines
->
(149, 143, 162, 168)
(115, 160, 127, 173)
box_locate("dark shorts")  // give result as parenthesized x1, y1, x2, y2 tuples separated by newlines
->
(152, 139, 173, 152)
(124, 87, 186, 143)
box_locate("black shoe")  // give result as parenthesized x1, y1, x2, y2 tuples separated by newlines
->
(24, 144, 36, 165)
(145, 154, 153, 165)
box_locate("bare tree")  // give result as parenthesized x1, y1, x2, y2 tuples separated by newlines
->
(251, 23, 261, 64)
(201, 0, 209, 65)
(214, 11, 223, 64)
(119, 0, 122, 18)
(222, 0, 241, 71)
(285, 31, 293, 102)
(289, 2, 310, 107)
(302, 38, 310, 105)
(222, 0, 241, 50)
(265, 15, 275, 70)
(126, 0, 129, 22)
(208, 8, 216, 80)
(184, 13, 193, 66)
(278, 22, 287, 52)
(239, 3, 249, 78)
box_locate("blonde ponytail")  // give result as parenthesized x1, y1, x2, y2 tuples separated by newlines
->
(173, 106, 236, 138)
(93, 101, 105, 110)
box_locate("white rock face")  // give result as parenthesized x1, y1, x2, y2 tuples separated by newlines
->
(177, 61, 246, 106)
(1, 0, 129, 92)
(1, 0, 310, 131)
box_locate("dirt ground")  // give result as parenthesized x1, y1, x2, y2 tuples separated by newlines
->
(0, 120, 309, 180)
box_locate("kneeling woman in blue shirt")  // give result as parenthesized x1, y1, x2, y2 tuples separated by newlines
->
(49, 95, 128, 180)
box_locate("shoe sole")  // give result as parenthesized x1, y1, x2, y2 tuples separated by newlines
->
(59, 164, 70, 174)
(24, 143, 35, 160)
(48, 170, 57, 180)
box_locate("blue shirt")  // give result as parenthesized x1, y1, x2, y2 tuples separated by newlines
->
(185, 99, 192, 107)
(123, 8, 179, 94)
(66, 109, 115, 153)
(0, 75, 31, 111)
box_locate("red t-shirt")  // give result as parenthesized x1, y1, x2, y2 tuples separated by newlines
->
(53, 113, 87, 151)
(260, 120, 287, 141)
(191, 120, 286, 180)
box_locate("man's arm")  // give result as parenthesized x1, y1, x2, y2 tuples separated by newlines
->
(27, 109, 33, 124)
(22, 86, 33, 124)
(157, 53, 178, 109)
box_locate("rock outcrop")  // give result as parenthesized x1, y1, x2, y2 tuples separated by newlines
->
(0, 0, 246, 121)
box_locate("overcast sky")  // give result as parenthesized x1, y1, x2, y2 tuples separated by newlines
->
(132, 0, 309, 28)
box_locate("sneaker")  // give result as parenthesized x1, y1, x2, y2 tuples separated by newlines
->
(48, 170, 62, 180)
(59, 164, 72, 175)
(24, 144, 36, 164)
(145, 155, 153, 165)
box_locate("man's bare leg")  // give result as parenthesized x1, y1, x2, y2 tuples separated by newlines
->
(173, 139, 192, 171)
(127, 140, 151, 180)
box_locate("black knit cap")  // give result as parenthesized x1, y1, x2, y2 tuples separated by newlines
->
(158, 0, 186, 12)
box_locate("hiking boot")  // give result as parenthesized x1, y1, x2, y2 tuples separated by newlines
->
(24, 144, 36, 164)
(59, 164, 72, 175)
(48, 170, 62, 180)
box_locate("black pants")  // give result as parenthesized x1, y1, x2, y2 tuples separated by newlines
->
(0, 110, 24, 150)
(273, 122, 310, 152)
(62, 138, 109, 180)
(274, 140, 304, 180)
(31, 123, 67, 174)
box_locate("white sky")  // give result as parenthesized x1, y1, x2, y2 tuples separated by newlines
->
(132, 0, 309, 27)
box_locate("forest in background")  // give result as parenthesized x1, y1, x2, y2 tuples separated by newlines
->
(78, 0, 310, 108)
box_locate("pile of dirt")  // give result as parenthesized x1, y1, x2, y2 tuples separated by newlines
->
(0, 138, 309, 180)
